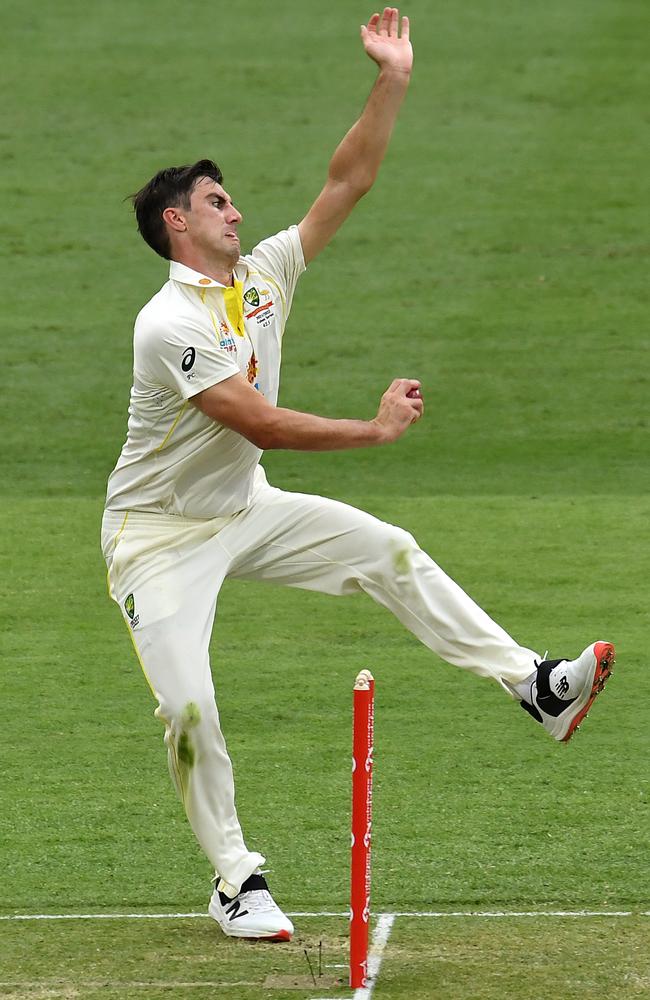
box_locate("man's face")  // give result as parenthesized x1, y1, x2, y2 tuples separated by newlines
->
(183, 176, 243, 266)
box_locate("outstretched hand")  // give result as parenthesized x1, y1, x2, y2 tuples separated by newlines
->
(361, 7, 413, 76)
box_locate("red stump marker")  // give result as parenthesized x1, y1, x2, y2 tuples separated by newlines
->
(350, 669, 375, 989)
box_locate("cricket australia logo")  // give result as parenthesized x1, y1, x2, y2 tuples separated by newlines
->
(124, 593, 140, 629)
(244, 287, 260, 308)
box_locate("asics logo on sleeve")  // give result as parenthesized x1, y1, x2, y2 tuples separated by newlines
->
(181, 347, 196, 372)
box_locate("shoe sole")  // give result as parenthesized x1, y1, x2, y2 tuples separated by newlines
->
(561, 641, 615, 743)
(219, 927, 292, 941)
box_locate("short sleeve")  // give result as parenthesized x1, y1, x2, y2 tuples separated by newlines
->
(244, 225, 306, 322)
(136, 313, 240, 399)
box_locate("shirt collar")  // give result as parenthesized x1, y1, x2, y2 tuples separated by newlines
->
(169, 260, 229, 288)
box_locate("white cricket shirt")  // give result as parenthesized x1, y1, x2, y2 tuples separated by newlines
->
(105, 226, 305, 518)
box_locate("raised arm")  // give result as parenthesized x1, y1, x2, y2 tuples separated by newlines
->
(298, 7, 413, 265)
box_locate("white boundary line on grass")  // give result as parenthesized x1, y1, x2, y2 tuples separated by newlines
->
(1, 909, 647, 921)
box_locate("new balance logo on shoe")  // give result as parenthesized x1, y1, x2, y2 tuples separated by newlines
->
(555, 675, 570, 697)
(224, 899, 249, 920)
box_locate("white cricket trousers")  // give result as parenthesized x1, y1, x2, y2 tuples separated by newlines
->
(101, 476, 539, 894)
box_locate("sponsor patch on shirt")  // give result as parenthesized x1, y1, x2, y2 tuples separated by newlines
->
(245, 300, 275, 328)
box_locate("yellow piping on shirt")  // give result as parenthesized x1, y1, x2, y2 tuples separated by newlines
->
(155, 400, 188, 452)
(207, 306, 221, 341)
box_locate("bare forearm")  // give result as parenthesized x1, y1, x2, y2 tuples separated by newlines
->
(328, 69, 410, 193)
(253, 406, 387, 451)
(192, 376, 422, 452)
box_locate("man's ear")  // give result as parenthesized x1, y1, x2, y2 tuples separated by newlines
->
(162, 206, 188, 233)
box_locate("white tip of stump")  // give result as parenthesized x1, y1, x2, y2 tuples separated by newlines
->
(354, 669, 374, 690)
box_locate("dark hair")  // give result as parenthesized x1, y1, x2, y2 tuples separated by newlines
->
(130, 158, 224, 259)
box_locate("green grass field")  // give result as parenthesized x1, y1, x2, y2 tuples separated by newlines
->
(1, 0, 648, 997)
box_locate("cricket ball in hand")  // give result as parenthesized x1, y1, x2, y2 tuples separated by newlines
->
(407, 387, 422, 399)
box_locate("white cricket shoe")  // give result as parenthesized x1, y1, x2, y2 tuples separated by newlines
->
(208, 872, 293, 941)
(520, 641, 615, 742)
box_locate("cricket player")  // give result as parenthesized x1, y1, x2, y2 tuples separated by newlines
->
(101, 8, 615, 941)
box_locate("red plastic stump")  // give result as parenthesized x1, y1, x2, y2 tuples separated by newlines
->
(350, 669, 374, 989)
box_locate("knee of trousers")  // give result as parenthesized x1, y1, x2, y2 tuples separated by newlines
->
(161, 701, 235, 781)
(156, 692, 225, 751)
(363, 523, 420, 581)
